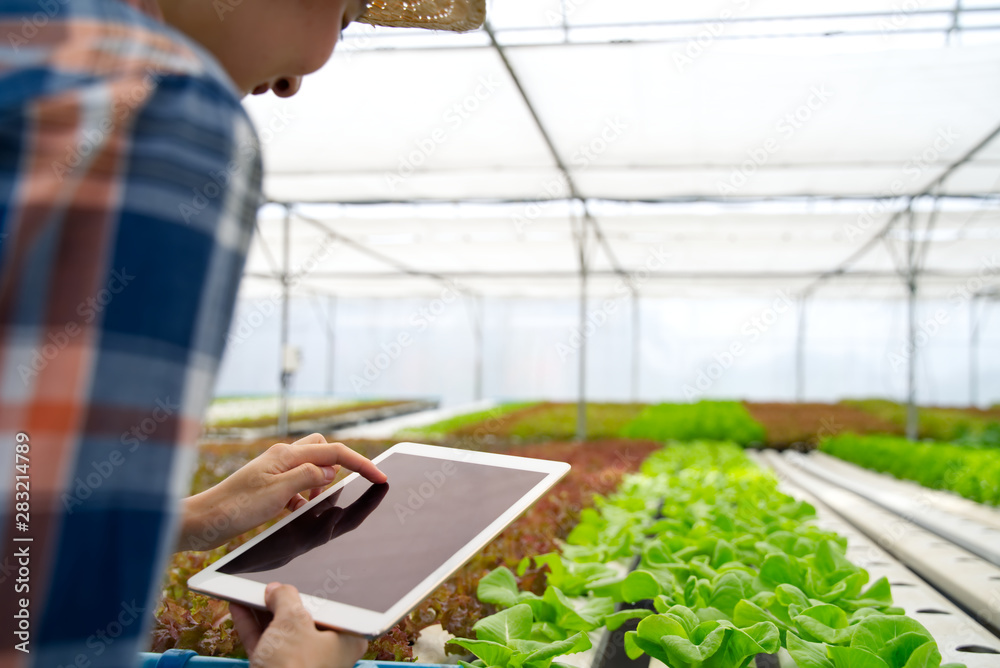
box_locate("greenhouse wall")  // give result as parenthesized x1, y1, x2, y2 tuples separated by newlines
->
(214, 295, 1000, 407)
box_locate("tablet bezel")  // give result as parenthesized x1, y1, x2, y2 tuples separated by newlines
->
(188, 442, 570, 638)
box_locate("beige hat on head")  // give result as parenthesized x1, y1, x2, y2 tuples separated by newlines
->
(359, 0, 487, 32)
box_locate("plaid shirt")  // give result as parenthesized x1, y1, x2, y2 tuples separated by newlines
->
(0, 0, 260, 666)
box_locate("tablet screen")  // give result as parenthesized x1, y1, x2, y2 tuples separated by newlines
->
(219, 452, 549, 613)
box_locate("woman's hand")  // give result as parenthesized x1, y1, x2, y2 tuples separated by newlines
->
(231, 583, 368, 668)
(178, 433, 386, 551)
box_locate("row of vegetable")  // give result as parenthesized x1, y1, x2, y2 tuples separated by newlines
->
(411, 401, 770, 447)
(408, 402, 1000, 509)
(820, 434, 1000, 507)
(451, 442, 965, 668)
(402, 403, 648, 445)
(621, 402, 765, 446)
(842, 400, 1000, 445)
(204, 397, 416, 430)
(410, 400, 1000, 451)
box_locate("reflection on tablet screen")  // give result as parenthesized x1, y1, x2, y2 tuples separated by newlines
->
(219, 453, 548, 613)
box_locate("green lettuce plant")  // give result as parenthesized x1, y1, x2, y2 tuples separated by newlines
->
(453, 443, 964, 668)
(821, 434, 1000, 506)
(786, 614, 966, 668)
(620, 402, 766, 446)
(448, 604, 592, 668)
(624, 604, 780, 668)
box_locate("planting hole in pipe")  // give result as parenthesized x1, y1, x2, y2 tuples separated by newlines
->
(754, 655, 780, 668)
(955, 645, 1000, 654)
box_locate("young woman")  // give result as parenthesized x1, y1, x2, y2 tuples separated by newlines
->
(0, 1, 482, 666)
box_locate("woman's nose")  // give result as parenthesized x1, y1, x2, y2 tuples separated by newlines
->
(273, 76, 303, 98)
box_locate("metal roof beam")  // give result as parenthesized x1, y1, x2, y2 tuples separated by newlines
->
(484, 21, 627, 280)
(489, 7, 998, 31)
(346, 25, 1000, 53)
(262, 269, 997, 282)
(801, 118, 1000, 297)
(265, 194, 1000, 207)
(290, 208, 481, 297)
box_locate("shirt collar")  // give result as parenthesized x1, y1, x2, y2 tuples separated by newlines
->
(124, 0, 165, 22)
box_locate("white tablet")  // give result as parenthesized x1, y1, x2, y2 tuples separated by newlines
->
(188, 442, 570, 638)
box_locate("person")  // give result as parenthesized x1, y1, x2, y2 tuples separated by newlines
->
(0, 0, 483, 667)
(180, 434, 388, 667)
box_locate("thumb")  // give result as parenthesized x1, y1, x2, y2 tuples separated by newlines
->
(277, 463, 336, 499)
(264, 582, 309, 623)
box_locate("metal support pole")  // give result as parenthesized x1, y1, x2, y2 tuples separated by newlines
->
(906, 279, 918, 439)
(473, 296, 485, 402)
(575, 212, 588, 442)
(905, 208, 919, 441)
(795, 295, 808, 402)
(577, 259, 588, 442)
(326, 295, 337, 397)
(631, 290, 640, 403)
(947, 0, 962, 45)
(558, 0, 570, 42)
(970, 295, 981, 408)
(278, 206, 291, 436)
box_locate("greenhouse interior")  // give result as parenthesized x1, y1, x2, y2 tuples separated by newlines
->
(32, 1, 1000, 667)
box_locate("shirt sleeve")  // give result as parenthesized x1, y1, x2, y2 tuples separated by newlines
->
(0, 58, 260, 668)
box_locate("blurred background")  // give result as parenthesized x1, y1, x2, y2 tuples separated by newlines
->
(215, 0, 1000, 418)
(152, 3, 1000, 663)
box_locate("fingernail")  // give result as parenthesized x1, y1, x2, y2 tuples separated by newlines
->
(323, 466, 336, 481)
(265, 582, 279, 595)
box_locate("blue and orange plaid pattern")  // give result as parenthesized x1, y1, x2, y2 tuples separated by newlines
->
(0, 0, 261, 665)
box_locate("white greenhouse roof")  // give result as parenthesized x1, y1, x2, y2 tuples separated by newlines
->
(239, 1, 1000, 300)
